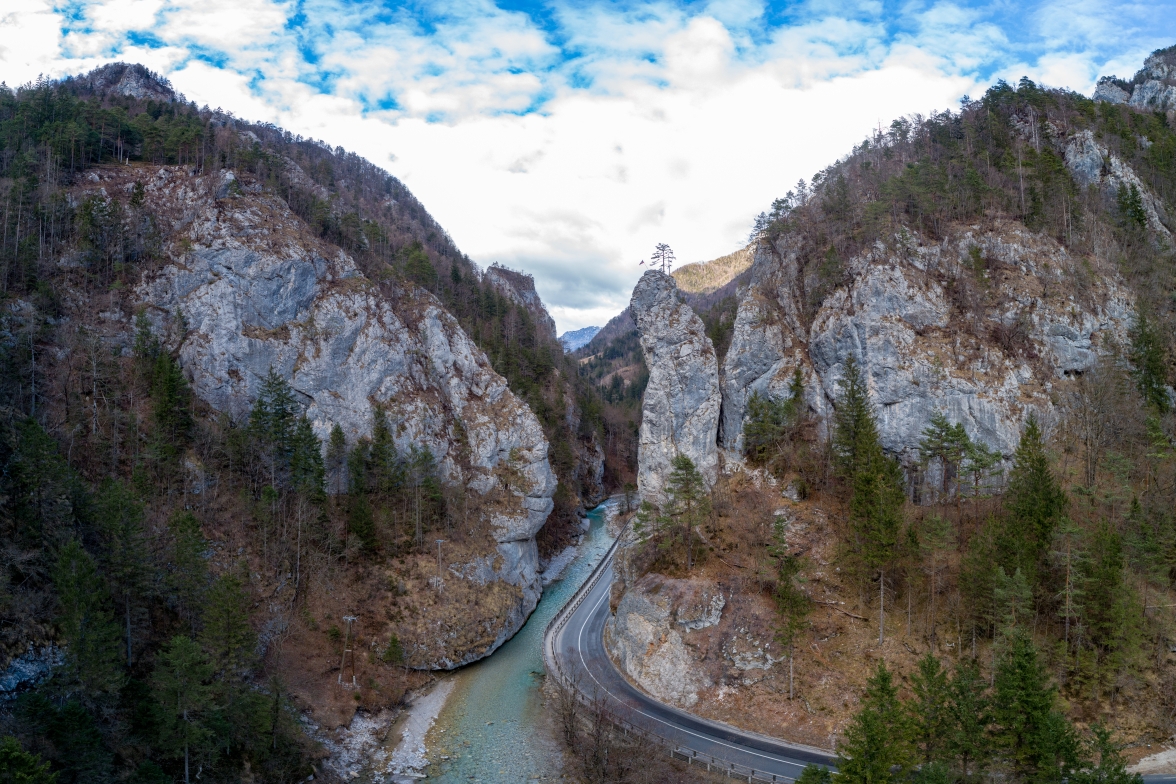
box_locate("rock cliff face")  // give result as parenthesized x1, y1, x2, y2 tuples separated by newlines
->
(629, 270, 721, 501)
(1094, 48, 1176, 118)
(128, 163, 556, 667)
(721, 224, 1134, 484)
(604, 574, 722, 707)
(1064, 130, 1172, 241)
(484, 264, 558, 343)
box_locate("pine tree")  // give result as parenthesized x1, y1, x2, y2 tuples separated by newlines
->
(165, 511, 208, 630)
(1001, 416, 1067, 587)
(94, 479, 151, 668)
(325, 423, 348, 496)
(662, 455, 710, 571)
(836, 662, 916, 784)
(833, 354, 874, 481)
(909, 654, 951, 764)
(1080, 522, 1133, 657)
(1128, 311, 1170, 414)
(289, 416, 325, 500)
(833, 354, 905, 643)
(53, 540, 125, 699)
(797, 765, 833, 784)
(199, 574, 256, 680)
(947, 657, 992, 780)
(1071, 725, 1143, 784)
(770, 518, 810, 699)
(919, 412, 971, 500)
(0, 736, 57, 783)
(250, 367, 298, 488)
(992, 631, 1079, 784)
(152, 636, 215, 784)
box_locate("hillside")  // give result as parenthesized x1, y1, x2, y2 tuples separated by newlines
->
(605, 45, 1176, 780)
(0, 63, 605, 782)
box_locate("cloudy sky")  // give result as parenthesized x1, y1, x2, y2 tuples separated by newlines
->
(2, 1, 1175, 331)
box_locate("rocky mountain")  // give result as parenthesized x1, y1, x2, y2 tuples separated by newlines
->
(0, 63, 610, 782)
(559, 325, 600, 352)
(1094, 45, 1176, 119)
(603, 47, 1176, 755)
(125, 164, 557, 667)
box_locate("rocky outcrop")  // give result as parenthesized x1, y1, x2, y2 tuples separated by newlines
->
(1094, 48, 1176, 116)
(604, 574, 722, 707)
(484, 264, 558, 343)
(630, 270, 721, 502)
(1064, 130, 1172, 241)
(721, 224, 1134, 489)
(127, 164, 555, 668)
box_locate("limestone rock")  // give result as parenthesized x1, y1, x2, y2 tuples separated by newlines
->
(604, 574, 717, 707)
(1064, 130, 1172, 241)
(721, 224, 1133, 496)
(484, 264, 558, 343)
(630, 270, 721, 502)
(132, 165, 556, 668)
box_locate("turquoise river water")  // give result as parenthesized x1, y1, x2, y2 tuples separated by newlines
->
(421, 501, 615, 782)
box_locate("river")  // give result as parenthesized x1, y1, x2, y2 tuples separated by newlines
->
(418, 501, 616, 782)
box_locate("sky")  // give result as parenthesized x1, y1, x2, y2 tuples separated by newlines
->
(2, 1, 1175, 331)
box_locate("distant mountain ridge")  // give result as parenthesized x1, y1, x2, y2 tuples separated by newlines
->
(559, 326, 600, 351)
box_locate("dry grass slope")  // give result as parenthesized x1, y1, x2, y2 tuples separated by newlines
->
(672, 246, 754, 296)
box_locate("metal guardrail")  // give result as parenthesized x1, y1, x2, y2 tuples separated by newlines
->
(541, 513, 816, 783)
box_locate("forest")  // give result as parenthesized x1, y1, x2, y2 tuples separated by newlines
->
(0, 64, 609, 781)
(724, 63, 1176, 784)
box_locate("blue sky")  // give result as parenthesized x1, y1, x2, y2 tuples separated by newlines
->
(2, 0, 1175, 330)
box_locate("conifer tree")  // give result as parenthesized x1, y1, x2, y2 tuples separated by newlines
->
(662, 455, 710, 571)
(919, 412, 971, 500)
(53, 540, 125, 699)
(834, 354, 905, 644)
(992, 631, 1079, 784)
(1080, 521, 1133, 657)
(947, 657, 992, 780)
(0, 736, 57, 783)
(1129, 312, 1170, 414)
(833, 354, 875, 480)
(94, 479, 151, 668)
(250, 368, 298, 488)
(909, 654, 951, 764)
(289, 416, 325, 500)
(199, 574, 256, 680)
(165, 511, 209, 631)
(1071, 725, 1143, 784)
(836, 662, 916, 784)
(1001, 416, 1067, 587)
(152, 636, 215, 784)
(325, 423, 348, 496)
(770, 518, 810, 699)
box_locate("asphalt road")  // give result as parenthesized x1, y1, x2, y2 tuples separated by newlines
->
(547, 545, 1176, 784)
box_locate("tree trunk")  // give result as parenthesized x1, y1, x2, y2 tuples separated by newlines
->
(125, 593, 132, 667)
(879, 568, 885, 646)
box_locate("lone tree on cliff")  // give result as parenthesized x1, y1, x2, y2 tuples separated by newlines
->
(649, 243, 675, 274)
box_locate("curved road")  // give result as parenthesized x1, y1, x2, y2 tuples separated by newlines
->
(547, 541, 1176, 784)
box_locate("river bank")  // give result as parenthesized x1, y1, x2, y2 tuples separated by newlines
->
(415, 500, 617, 782)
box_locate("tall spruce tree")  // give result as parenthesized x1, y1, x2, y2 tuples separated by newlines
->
(836, 662, 916, 784)
(1129, 312, 1170, 414)
(662, 455, 710, 571)
(152, 636, 215, 784)
(165, 511, 208, 631)
(94, 479, 152, 668)
(947, 657, 992, 780)
(1000, 416, 1067, 588)
(992, 631, 1079, 784)
(833, 353, 905, 644)
(909, 654, 952, 764)
(53, 540, 126, 699)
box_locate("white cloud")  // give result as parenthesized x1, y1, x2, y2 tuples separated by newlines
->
(2, 0, 1174, 331)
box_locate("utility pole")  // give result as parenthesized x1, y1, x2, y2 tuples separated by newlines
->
(338, 615, 358, 687)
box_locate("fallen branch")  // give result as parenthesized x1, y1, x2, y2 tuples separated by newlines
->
(814, 601, 869, 621)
